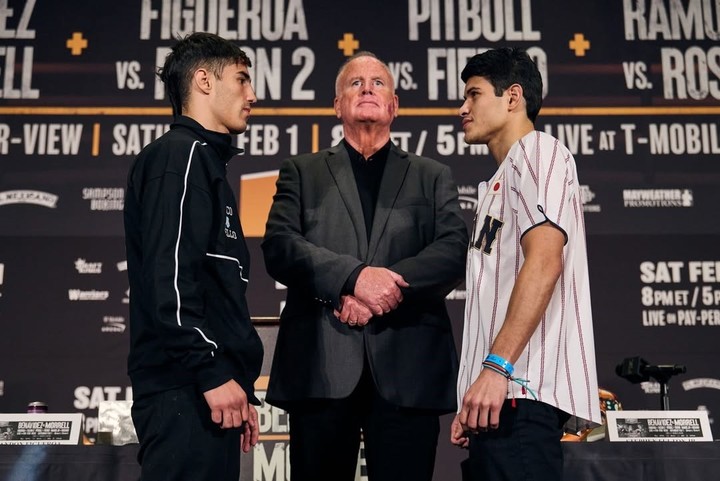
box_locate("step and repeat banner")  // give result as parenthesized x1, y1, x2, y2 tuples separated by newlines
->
(1, 0, 718, 479)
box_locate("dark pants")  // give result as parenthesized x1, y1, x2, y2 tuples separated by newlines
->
(131, 385, 241, 481)
(288, 368, 441, 481)
(464, 399, 570, 481)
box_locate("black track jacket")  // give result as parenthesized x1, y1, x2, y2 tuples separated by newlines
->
(124, 116, 263, 403)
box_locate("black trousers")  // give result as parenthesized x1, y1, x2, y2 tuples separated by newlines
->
(287, 368, 441, 481)
(131, 385, 241, 481)
(464, 399, 570, 481)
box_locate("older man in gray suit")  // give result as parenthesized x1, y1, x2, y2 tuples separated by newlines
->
(262, 51, 468, 481)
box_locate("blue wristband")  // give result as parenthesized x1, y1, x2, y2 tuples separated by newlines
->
(484, 354, 514, 377)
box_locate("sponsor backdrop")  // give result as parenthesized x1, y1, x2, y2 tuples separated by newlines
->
(0, 0, 718, 479)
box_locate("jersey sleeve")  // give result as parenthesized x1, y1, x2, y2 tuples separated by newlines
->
(508, 131, 577, 242)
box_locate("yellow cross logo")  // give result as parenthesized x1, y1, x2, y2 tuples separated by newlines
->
(569, 33, 590, 57)
(337, 33, 359, 57)
(66, 32, 88, 56)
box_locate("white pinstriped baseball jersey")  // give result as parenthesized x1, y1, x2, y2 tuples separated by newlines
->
(457, 130, 602, 427)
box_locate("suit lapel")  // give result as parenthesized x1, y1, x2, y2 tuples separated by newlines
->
(368, 143, 410, 263)
(325, 143, 369, 259)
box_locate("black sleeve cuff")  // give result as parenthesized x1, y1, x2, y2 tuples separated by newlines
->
(342, 264, 366, 295)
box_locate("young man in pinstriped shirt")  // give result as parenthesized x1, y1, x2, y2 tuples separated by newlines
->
(451, 48, 601, 480)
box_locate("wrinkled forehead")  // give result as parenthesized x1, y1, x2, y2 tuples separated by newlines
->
(337, 57, 394, 88)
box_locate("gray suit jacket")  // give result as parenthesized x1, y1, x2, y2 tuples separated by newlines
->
(262, 142, 468, 412)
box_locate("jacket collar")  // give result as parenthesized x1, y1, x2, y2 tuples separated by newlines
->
(171, 115, 244, 164)
(326, 141, 410, 262)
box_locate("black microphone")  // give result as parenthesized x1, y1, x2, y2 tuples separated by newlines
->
(616, 356, 687, 384)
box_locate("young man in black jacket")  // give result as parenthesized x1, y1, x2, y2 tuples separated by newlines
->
(123, 32, 264, 481)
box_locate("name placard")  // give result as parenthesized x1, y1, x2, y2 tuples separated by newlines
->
(606, 410, 713, 442)
(0, 413, 83, 445)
